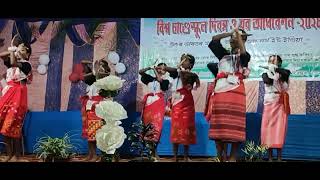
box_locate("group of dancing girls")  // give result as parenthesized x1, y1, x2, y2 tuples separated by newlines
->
(0, 28, 292, 162)
(139, 55, 200, 162)
(0, 33, 112, 162)
(140, 28, 291, 162)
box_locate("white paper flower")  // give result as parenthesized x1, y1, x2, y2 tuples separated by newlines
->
(106, 120, 122, 126)
(37, 65, 47, 75)
(96, 124, 127, 154)
(94, 75, 125, 91)
(39, 54, 50, 65)
(95, 100, 128, 122)
(115, 63, 126, 74)
(108, 51, 120, 64)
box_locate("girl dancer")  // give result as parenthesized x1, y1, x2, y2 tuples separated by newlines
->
(0, 37, 32, 162)
(79, 59, 110, 162)
(260, 55, 291, 162)
(160, 54, 200, 162)
(139, 62, 170, 161)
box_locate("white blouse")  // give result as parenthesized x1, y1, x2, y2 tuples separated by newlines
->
(214, 55, 241, 93)
(6, 60, 30, 82)
(170, 74, 182, 92)
(85, 84, 100, 110)
(264, 71, 289, 105)
(147, 80, 162, 93)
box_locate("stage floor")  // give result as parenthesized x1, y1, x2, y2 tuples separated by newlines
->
(0, 154, 223, 162)
(0, 154, 298, 162)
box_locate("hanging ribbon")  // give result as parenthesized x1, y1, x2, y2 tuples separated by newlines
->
(12, 20, 50, 45)
(0, 20, 7, 33)
(12, 20, 32, 44)
(125, 19, 140, 45)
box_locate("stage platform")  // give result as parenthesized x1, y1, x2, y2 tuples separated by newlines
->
(1, 111, 320, 161)
(0, 154, 303, 162)
(0, 155, 219, 162)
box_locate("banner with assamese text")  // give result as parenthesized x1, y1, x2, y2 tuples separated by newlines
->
(140, 18, 320, 81)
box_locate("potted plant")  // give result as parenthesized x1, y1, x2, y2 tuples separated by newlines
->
(241, 140, 268, 162)
(127, 122, 156, 162)
(33, 132, 78, 162)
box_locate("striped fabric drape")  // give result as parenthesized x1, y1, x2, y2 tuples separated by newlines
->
(0, 19, 140, 112)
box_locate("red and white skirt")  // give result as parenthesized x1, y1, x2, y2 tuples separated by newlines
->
(142, 92, 166, 142)
(170, 87, 196, 145)
(0, 81, 28, 138)
(80, 95, 104, 142)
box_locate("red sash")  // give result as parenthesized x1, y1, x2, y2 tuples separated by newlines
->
(279, 92, 290, 115)
(204, 80, 215, 121)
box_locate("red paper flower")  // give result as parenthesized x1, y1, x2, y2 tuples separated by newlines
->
(69, 63, 85, 83)
(69, 72, 80, 83)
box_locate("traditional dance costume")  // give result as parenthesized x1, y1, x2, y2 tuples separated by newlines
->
(0, 59, 32, 138)
(140, 73, 169, 142)
(206, 40, 250, 142)
(76, 61, 106, 142)
(168, 70, 197, 145)
(261, 66, 291, 148)
(80, 83, 104, 142)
